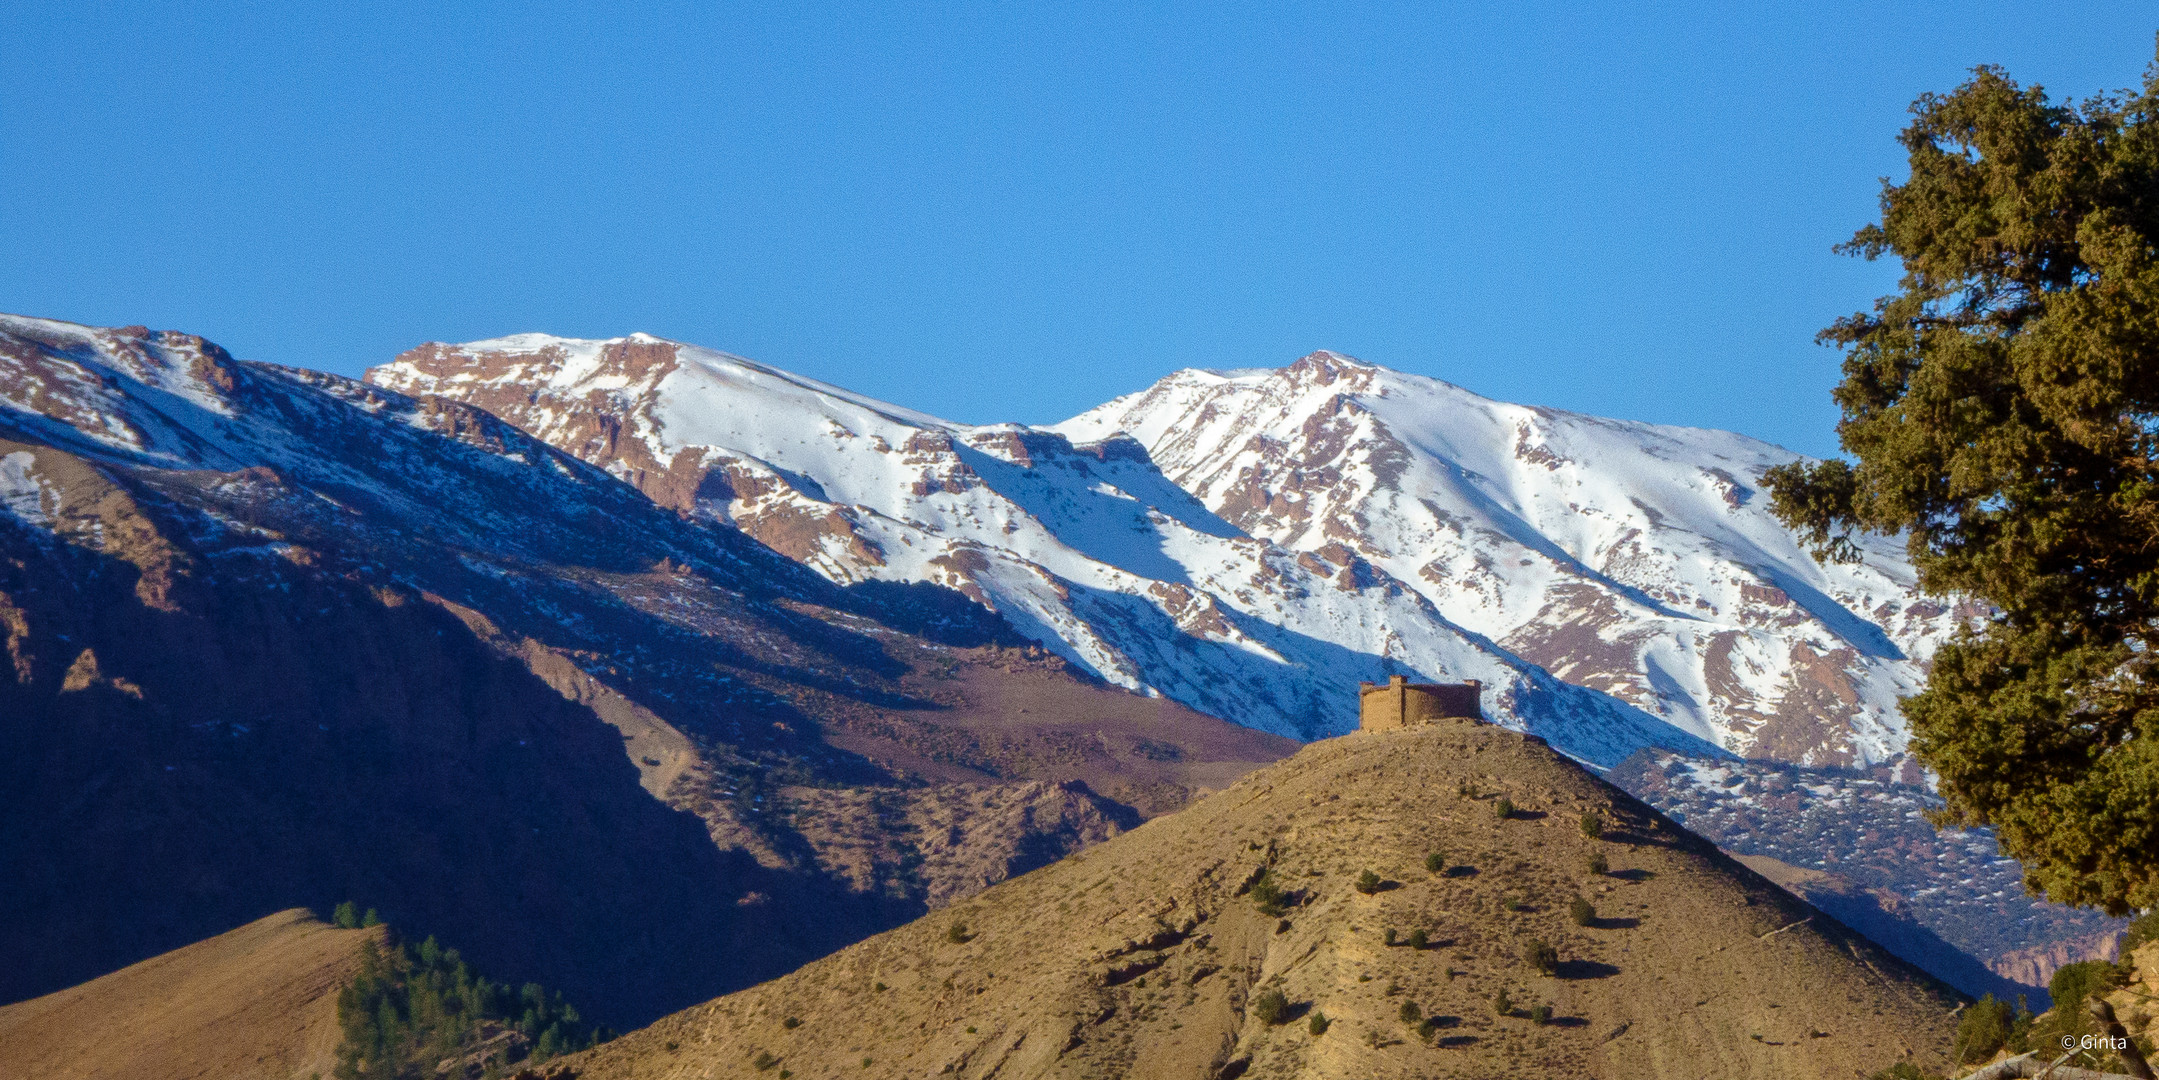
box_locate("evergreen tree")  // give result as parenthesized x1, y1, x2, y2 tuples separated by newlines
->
(1767, 46, 2159, 912)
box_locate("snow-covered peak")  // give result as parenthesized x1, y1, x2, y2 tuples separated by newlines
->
(376, 337, 1970, 767)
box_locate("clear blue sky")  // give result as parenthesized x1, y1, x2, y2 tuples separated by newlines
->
(2, 3, 2149, 457)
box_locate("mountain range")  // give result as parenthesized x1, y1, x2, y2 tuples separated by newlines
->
(372, 333, 1971, 767)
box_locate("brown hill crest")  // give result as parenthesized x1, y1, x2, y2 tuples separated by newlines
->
(565, 724, 1962, 1080)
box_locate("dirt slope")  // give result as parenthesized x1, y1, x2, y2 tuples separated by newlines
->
(0, 909, 378, 1080)
(564, 723, 1963, 1080)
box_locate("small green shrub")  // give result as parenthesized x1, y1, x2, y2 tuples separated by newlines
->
(1406, 928, 1429, 950)
(781, 1016, 800, 1029)
(1307, 1010, 1330, 1036)
(331, 901, 360, 929)
(2122, 911, 2159, 958)
(1251, 989, 1289, 1026)
(1523, 938, 1558, 975)
(1354, 870, 1382, 895)
(1425, 851, 1446, 874)
(946, 922, 971, 944)
(1955, 994, 2013, 1065)
(1398, 1000, 1422, 1025)
(2050, 960, 2127, 1017)
(1493, 797, 1515, 820)
(1500, 895, 1522, 912)
(1383, 928, 1397, 946)
(1587, 851, 1609, 876)
(1249, 870, 1289, 916)
(1570, 896, 1595, 926)
(1492, 988, 1514, 1016)
(753, 1051, 780, 1071)
(1530, 1003, 1553, 1025)
(1579, 811, 1604, 838)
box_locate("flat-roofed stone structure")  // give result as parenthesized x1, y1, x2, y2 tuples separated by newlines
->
(1357, 674, 1483, 730)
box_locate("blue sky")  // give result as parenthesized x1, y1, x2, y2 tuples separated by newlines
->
(2, 3, 2148, 457)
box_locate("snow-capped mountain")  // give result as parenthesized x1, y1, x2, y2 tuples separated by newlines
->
(374, 338, 1964, 766)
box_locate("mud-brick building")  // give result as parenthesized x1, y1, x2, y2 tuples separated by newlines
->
(1358, 674, 1483, 730)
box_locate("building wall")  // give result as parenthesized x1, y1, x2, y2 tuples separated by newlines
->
(1357, 676, 1482, 731)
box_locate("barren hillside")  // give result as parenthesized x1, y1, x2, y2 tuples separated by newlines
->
(566, 723, 1963, 1080)
(0, 909, 378, 1080)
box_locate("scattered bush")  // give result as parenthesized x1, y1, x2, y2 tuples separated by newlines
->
(1383, 928, 1397, 946)
(1579, 812, 1604, 839)
(753, 1051, 780, 1071)
(2122, 911, 2159, 958)
(1354, 870, 1382, 895)
(1500, 895, 1522, 912)
(1523, 938, 1558, 975)
(332, 901, 360, 929)
(1249, 870, 1290, 916)
(1587, 851, 1609, 876)
(1955, 994, 2013, 1064)
(1493, 797, 1515, 820)
(1251, 989, 1289, 1026)
(1425, 852, 1446, 874)
(1398, 1000, 1422, 1025)
(1530, 1003, 1553, 1025)
(781, 1016, 800, 1030)
(2051, 960, 2127, 1017)
(1570, 896, 1595, 926)
(946, 922, 971, 944)
(1406, 928, 1429, 950)
(1307, 1011, 1330, 1036)
(1492, 988, 1514, 1016)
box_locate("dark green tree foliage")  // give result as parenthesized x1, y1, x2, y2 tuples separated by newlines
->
(1251, 989, 1289, 1026)
(1956, 994, 2015, 1064)
(1354, 870, 1382, 895)
(1569, 895, 1596, 926)
(1764, 49, 2159, 913)
(1248, 870, 1289, 916)
(1522, 939, 1558, 975)
(333, 929, 601, 1080)
(2123, 910, 2159, 956)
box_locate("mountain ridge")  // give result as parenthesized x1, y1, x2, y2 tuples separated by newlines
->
(372, 333, 1966, 768)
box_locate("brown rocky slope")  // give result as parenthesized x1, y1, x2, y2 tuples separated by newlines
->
(566, 722, 1963, 1080)
(0, 908, 379, 1080)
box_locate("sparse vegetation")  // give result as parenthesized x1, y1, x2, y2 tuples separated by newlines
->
(1398, 1000, 1421, 1025)
(1569, 895, 1595, 926)
(1500, 894, 1521, 912)
(1251, 989, 1289, 1026)
(1493, 797, 1515, 820)
(945, 921, 971, 944)
(1522, 938, 1558, 975)
(753, 1050, 779, 1071)
(1492, 988, 1514, 1016)
(1425, 851, 1446, 874)
(2123, 911, 2159, 958)
(781, 1016, 800, 1029)
(1530, 1003, 1553, 1025)
(331, 925, 602, 1080)
(1307, 1010, 1329, 1036)
(1578, 811, 1603, 838)
(1248, 870, 1290, 916)
(1354, 869, 1382, 895)
(1954, 994, 2013, 1065)
(1587, 851, 1609, 876)
(1406, 928, 1429, 950)
(330, 901, 383, 931)
(1382, 927, 1396, 946)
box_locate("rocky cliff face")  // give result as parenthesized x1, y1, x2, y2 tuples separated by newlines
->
(0, 316, 1294, 1026)
(375, 337, 1966, 768)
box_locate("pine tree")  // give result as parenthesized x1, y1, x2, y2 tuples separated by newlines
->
(1766, 45, 2159, 913)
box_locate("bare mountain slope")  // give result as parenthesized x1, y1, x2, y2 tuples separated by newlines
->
(565, 723, 1962, 1080)
(0, 909, 379, 1080)
(0, 315, 1290, 1026)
